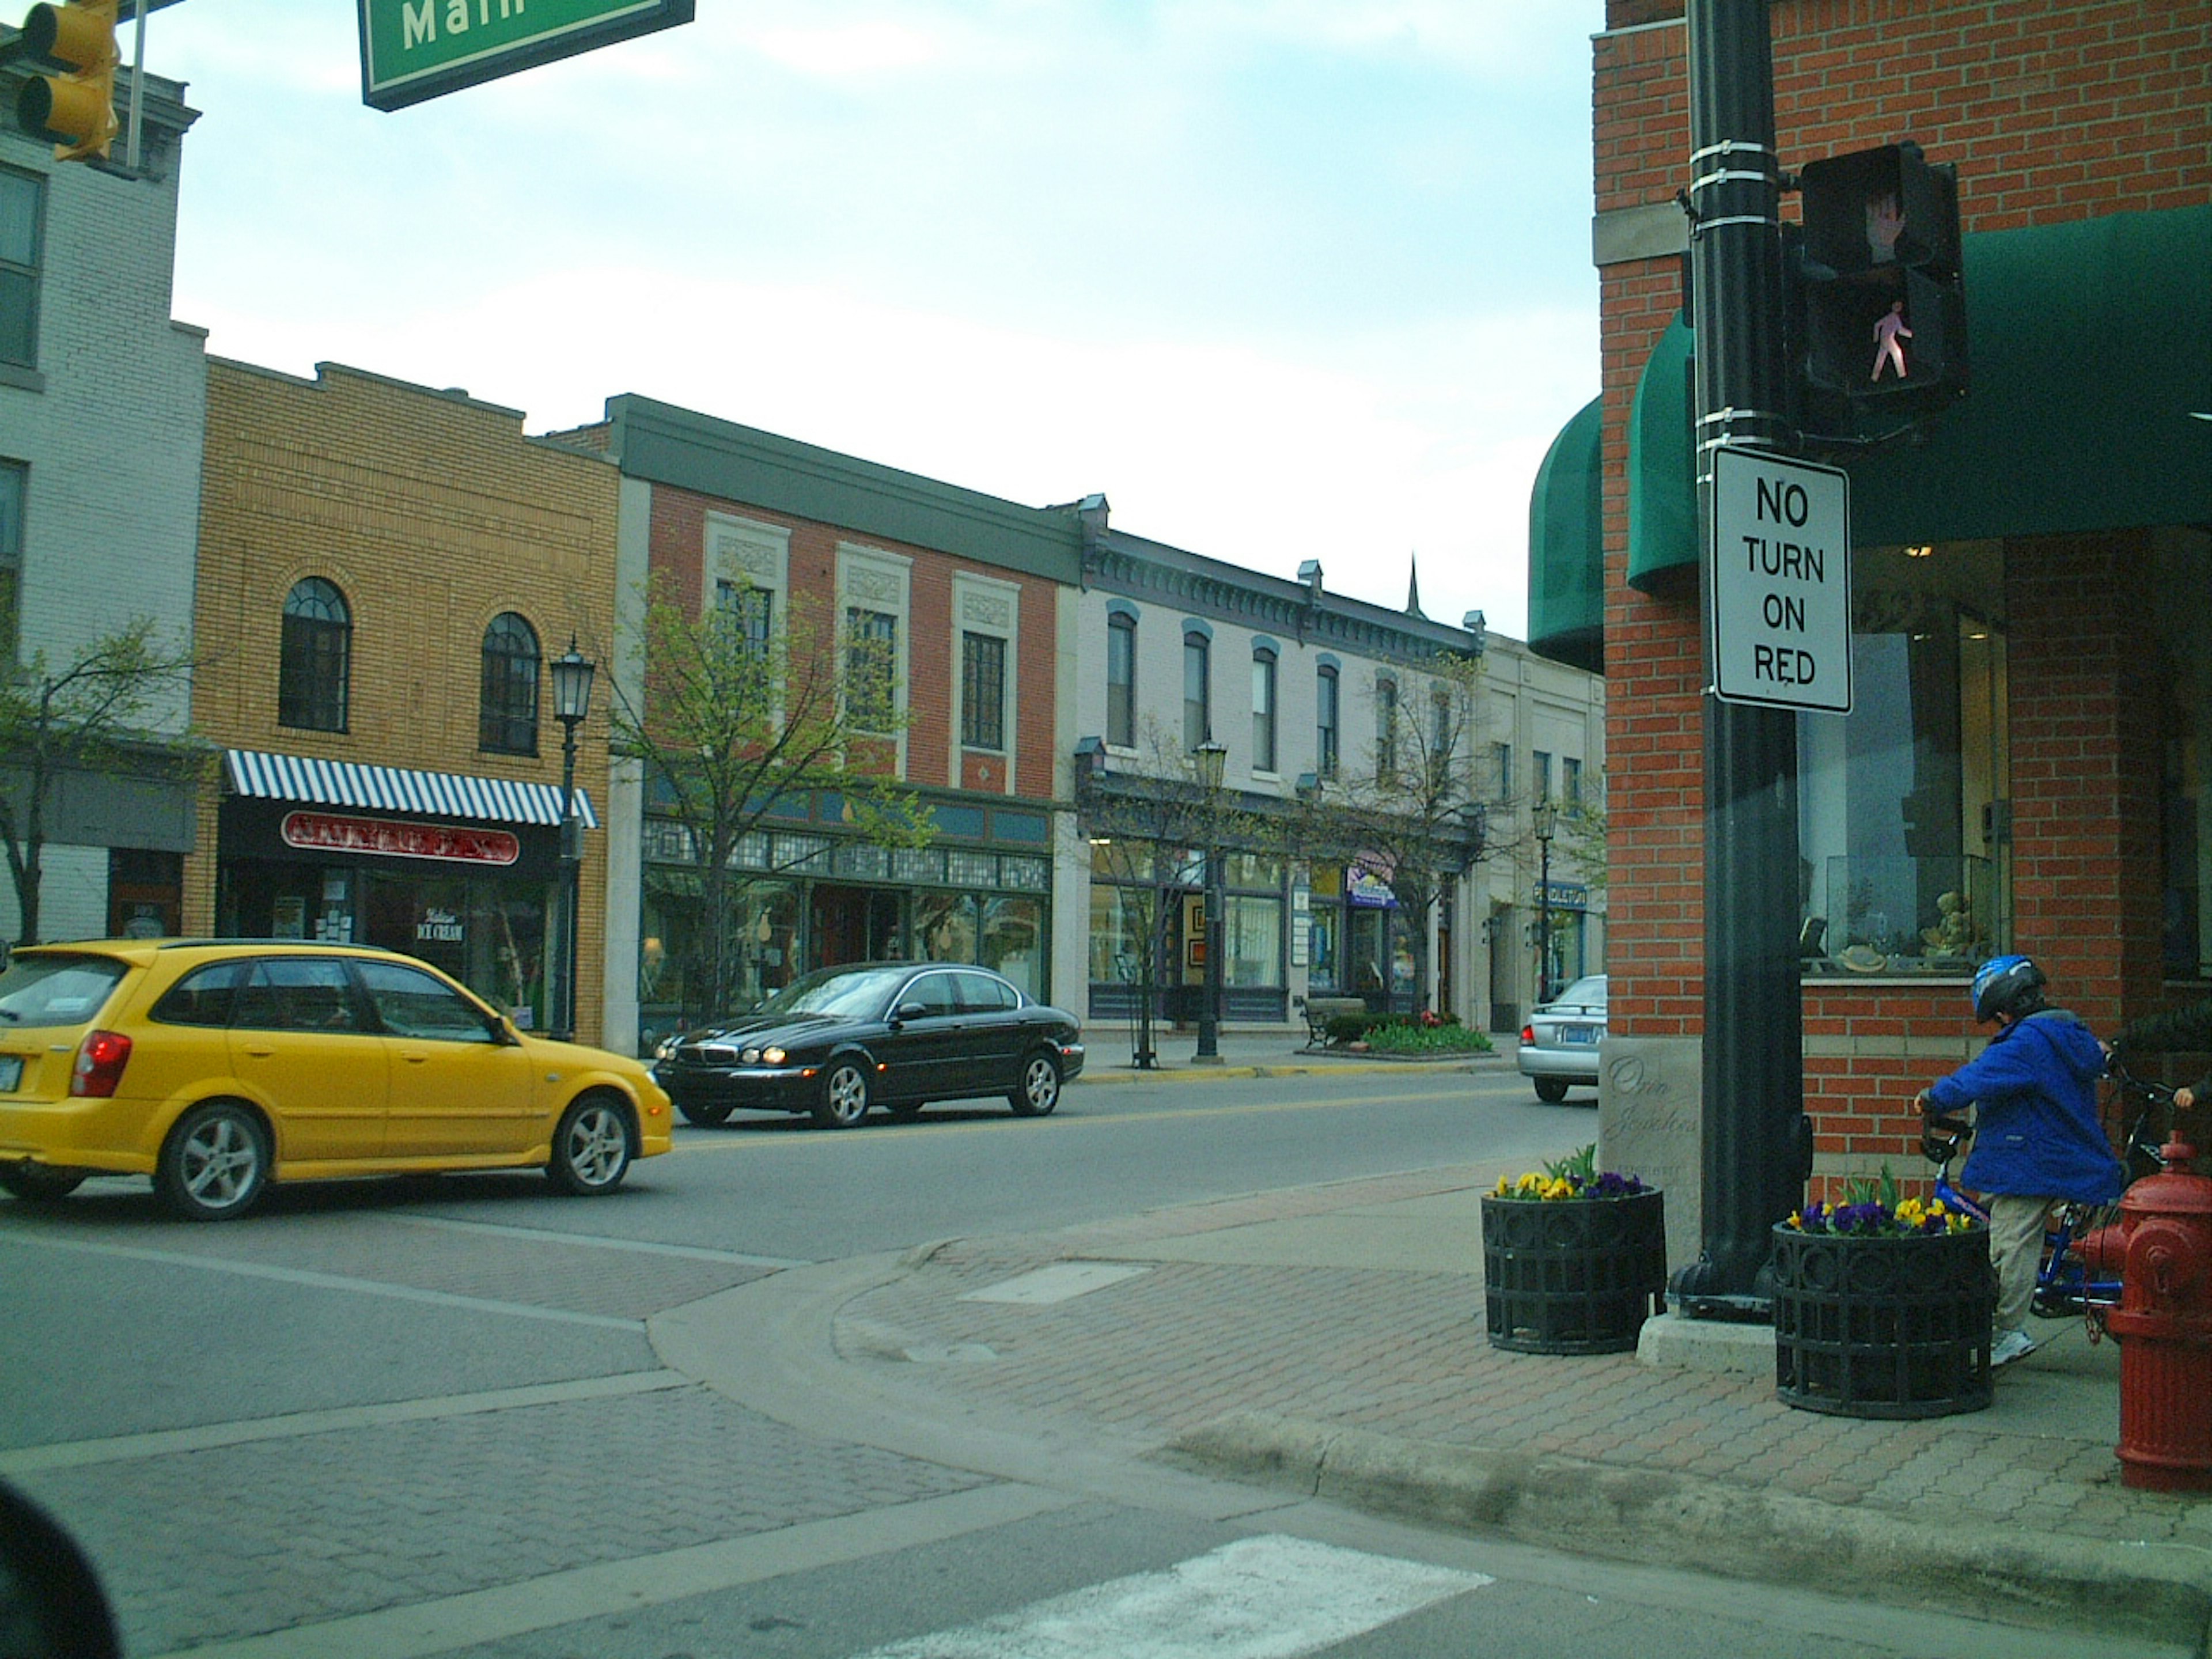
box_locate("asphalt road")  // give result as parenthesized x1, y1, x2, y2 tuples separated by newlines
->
(0, 1067, 2140, 1658)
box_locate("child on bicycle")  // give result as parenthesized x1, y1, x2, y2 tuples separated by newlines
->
(1915, 954, 2123, 1368)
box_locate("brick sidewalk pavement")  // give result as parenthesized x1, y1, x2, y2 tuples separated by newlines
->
(733, 1161, 2212, 1647)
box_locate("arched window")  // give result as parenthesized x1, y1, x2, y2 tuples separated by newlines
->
(1251, 646, 1277, 773)
(1183, 630, 1211, 749)
(1375, 675, 1399, 782)
(479, 611, 540, 754)
(279, 578, 351, 732)
(1106, 611, 1136, 748)
(1316, 664, 1339, 779)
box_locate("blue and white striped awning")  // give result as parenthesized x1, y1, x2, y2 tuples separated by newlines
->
(224, 749, 599, 830)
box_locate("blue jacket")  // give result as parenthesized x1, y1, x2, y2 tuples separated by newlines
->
(1927, 1008, 2123, 1203)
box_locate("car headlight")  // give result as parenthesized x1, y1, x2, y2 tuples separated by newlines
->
(760, 1046, 787, 1065)
(654, 1037, 677, 1060)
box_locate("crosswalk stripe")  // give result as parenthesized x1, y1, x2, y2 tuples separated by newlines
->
(850, 1535, 1491, 1658)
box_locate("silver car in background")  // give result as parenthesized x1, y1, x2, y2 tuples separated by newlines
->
(1515, 974, 1607, 1103)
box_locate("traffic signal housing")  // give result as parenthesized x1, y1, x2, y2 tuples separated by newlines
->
(1795, 141, 1967, 419)
(14, 2, 118, 162)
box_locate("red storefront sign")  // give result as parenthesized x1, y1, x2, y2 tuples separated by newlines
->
(280, 810, 520, 867)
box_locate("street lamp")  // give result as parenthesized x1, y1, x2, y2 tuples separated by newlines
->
(1532, 797, 1557, 1007)
(1194, 740, 1228, 1063)
(549, 637, 596, 1043)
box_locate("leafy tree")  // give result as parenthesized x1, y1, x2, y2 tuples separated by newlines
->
(0, 619, 198, 946)
(1285, 649, 1487, 1012)
(608, 572, 933, 1027)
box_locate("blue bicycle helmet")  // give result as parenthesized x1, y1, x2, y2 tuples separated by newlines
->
(1971, 953, 2047, 1024)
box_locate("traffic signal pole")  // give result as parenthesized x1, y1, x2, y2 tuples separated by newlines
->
(1668, 0, 1808, 1318)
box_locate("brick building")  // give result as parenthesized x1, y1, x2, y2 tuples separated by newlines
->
(556, 399, 1081, 1058)
(1528, 1, 2210, 1253)
(191, 361, 621, 1044)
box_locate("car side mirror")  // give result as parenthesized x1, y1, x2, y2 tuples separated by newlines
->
(0, 1480, 122, 1658)
(893, 1002, 929, 1022)
(488, 1014, 521, 1046)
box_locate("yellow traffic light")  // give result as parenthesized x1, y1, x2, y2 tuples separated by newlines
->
(15, 1, 119, 162)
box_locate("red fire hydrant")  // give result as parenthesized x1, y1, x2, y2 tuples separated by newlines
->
(2104, 1138, 2212, 1491)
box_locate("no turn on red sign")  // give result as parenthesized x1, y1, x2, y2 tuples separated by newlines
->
(1709, 446, 1853, 714)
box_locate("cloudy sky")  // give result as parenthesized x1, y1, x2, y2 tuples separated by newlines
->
(147, 2, 1604, 641)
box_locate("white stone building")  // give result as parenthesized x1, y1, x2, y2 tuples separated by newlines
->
(0, 63, 206, 942)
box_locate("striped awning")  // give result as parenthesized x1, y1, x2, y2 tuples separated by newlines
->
(224, 749, 599, 830)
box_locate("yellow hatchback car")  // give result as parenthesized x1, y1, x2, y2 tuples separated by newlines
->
(0, 940, 673, 1221)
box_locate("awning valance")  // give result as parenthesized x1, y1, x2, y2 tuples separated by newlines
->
(224, 749, 600, 830)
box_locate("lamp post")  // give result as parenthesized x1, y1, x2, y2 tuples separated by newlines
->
(1194, 740, 1228, 1063)
(1532, 797, 1557, 1006)
(548, 637, 596, 1043)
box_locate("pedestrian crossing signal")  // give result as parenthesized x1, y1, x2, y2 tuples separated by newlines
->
(1794, 141, 1968, 415)
(13, 1, 119, 162)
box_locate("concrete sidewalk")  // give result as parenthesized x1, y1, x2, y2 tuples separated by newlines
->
(652, 1131, 2212, 1652)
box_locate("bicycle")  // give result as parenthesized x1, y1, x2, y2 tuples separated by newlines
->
(1919, 1055, 2175, 1336)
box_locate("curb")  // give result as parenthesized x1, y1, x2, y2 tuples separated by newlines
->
(1161, 1411, 2212, 1649)
(1076, 1054, 1507, 1085)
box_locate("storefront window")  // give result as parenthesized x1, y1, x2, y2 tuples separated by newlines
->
(915, 891, 977, 961)
(1798, 540, 2009, 977)
(981, 896, 1043, 997)
(1088, 881, 1153, 988)
(1223, 895, 1282, 988)
(638, 878, 798, 1046)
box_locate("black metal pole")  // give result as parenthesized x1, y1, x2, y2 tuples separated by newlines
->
(1669, 0, 1806, 1319)
(1196, 850, 1224, 1061)
(554, 719, 581, 1044)
(1536, 834, 1553, 1005)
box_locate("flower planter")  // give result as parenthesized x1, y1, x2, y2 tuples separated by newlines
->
(1771, 1222, 1994, 1419)
(1481, 1188, 1666, 1354)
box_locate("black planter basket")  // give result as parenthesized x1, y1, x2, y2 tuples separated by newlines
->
(1771, 1222, 1995, 1419)
(1481, 1189, 1667, 1354)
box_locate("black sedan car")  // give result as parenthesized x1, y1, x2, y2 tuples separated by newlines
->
(652, 961, 1085, 1129)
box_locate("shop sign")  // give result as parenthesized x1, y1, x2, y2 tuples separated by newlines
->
(282, 810, 520, 867)
(1347, 855, 1398, 908)
(416, 906, 465, 944)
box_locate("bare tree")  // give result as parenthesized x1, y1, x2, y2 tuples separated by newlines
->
(0, 620, 199, 946)
(607, 572, 933, 1026)
(1286, 649, 1487, 1013)
(1077, 722, 1275, 1066)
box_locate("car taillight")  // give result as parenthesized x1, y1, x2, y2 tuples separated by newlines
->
(1520, 1025, 1536, 1044)
(71, 1029, 132, 1098)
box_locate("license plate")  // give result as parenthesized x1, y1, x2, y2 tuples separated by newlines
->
(1560, 1025, 1599, 1045)
(0, 1055, 22, 1090)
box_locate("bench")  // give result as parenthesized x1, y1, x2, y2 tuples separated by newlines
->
(1297, 995, 1370, 1047)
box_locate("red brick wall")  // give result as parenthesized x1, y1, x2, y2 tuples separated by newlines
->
(1594, 1, 2210, 1177)
(642, 483, 1059, 801)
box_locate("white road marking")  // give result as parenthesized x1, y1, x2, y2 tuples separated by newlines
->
(389, 1212, 810, 1268)
(959, 1262, 1150, 1304)
(853, 1533, 1491, 1658)
(0, 1370, 693, 1475)
(0, 1230, 641, 1331)
(142, 1482, 1078, 1659)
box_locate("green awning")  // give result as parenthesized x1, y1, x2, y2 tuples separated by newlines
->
(1851, 205, 2210, 544)
(1526, 395, 1604, 671)
(1627, 314, 1697, 593)
(1585, 203, 2212, 624)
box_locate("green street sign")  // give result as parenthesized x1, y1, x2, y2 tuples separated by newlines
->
(358, 0, 695, 112)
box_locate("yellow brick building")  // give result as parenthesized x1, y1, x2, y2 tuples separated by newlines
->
(189, 361, 621, 1046)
